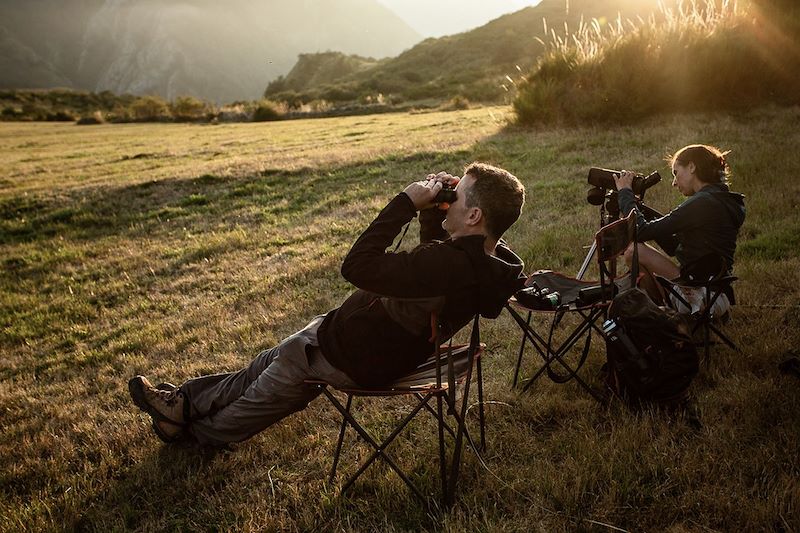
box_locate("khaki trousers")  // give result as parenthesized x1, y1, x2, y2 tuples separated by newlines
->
(180, 316, 356, 447)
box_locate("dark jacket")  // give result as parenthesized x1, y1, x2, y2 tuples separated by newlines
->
(318, 193, 525, 387)
(618, 183, 746, 270)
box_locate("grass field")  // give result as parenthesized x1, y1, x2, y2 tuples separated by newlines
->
(1, 105, 798, 532)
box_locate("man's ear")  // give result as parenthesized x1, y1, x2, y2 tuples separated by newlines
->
(466, 207, 483, 227)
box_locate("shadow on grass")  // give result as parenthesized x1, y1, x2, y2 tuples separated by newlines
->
(68, 432, 441, 530)
(0, 150, 471, 249)
(71, 443, 224, 530)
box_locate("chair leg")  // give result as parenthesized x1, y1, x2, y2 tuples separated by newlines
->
(418, 393, 456, 438)
(423, 392, 486, 455)
(702, 288, 719, 367)
(506, 305, 550, 388)
(323, 389, 432, 503)
(329, 394, 352, 482)
(445, 347, 478, 507)
(477, 355, 486, 452)
(520, 308, 605, 403)
(705, 289, 738, 351)
(437, 393, 447, 502)
(512, 310, 532, 388)
(709, 323, 739, 351)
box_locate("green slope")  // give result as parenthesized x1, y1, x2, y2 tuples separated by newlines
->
(265, 0, 666, 104)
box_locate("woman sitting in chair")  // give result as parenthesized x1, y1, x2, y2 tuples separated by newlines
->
(614, 144, 746, 314)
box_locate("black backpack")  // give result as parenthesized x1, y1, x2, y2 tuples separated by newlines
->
(603, 288, 699, 405)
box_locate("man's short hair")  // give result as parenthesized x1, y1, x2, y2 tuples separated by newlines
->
(463, 162, 525, 240)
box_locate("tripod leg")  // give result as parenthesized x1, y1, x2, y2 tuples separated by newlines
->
(577, 241, 597, 280)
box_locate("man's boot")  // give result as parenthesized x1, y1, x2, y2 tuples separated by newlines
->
(151, 382, 187, 443)
(129, 376, 187, 440)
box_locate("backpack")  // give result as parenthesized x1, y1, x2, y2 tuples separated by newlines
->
(603, 288, 699, 405)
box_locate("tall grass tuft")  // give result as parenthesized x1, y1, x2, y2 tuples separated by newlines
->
(514, 0, 800, 124)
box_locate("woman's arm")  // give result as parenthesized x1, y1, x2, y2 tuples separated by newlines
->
(618, 188, 705, 246)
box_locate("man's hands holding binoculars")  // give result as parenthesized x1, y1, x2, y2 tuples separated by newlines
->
(404, 172, 460, 211)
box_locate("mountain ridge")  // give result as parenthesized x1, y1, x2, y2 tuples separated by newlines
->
(266, 0, 667, 105)
(0, 0, 421, 103)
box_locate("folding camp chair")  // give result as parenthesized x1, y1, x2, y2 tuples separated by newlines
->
(655, 253, 739, 366)
(305, 315, 485, 507)
(505, 212, 638, 401)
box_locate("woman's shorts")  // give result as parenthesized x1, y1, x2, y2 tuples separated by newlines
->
(669, 285, 730, 317)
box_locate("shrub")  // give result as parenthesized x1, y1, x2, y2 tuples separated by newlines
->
(170, 96, 211, 121)
(21, 103, 46, 121)
(513, 0, 800, 125)
(107, 105, 133, 123)
(307, 99, 332, 113)
(130, 95, 171, 121)
(46, 110, 77, 121)
(76, 111, 105, 125)
(271, 90, 305, 110)
(217, 104, 250, 122)
(252, 100, 284, 122)
(444, 95, 471, 110)
(319, 84, 360, 102)
(1, 106, 21, 120)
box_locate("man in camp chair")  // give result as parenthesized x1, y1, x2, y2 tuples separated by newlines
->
(129, 163, 526, 448)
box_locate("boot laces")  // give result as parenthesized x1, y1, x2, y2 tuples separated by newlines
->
(150, 387, 180, 406)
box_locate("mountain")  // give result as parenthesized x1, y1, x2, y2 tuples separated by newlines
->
(265, 0, 668, 104)
(0, 0, 422, 103)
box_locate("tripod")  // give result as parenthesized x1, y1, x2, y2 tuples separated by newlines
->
(577, 191, 661, 281)
(577, 190, 622, 280)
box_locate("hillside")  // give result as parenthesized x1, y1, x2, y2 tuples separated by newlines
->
(266, 52, 386, 99)
(265, 0, 667, 104)
(0, 0, 421, 103)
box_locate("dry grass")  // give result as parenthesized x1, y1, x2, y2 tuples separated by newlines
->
(1, 105, 798, 532)
(514, 0, 800, 124)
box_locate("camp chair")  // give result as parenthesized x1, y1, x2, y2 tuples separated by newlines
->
(505, 212, 638, 401)
(305, 315, 485, 507)
(654, 253, 739, 366)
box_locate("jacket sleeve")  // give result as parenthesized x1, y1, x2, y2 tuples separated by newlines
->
(418, 207, 448, 243)
(341, 193, 465, 298)
(618, 189, 700, 254)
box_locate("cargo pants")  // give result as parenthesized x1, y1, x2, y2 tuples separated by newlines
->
(179, 316, 356, 447)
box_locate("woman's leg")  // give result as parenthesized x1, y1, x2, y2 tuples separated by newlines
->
(624, 243, 679, 304)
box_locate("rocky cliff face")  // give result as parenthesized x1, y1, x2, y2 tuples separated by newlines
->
(0, 0, 421, 103)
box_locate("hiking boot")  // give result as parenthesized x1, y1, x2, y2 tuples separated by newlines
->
(129, 375, 186, 426)
(152, 418, 185, 443)
(150, 382, 187, 442)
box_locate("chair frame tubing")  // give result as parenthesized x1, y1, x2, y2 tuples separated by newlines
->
(659, 279, 739, 366)
(507, 212, 637, 401)
(506, 304, 606, 402)
(316, 315, 485, 507)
